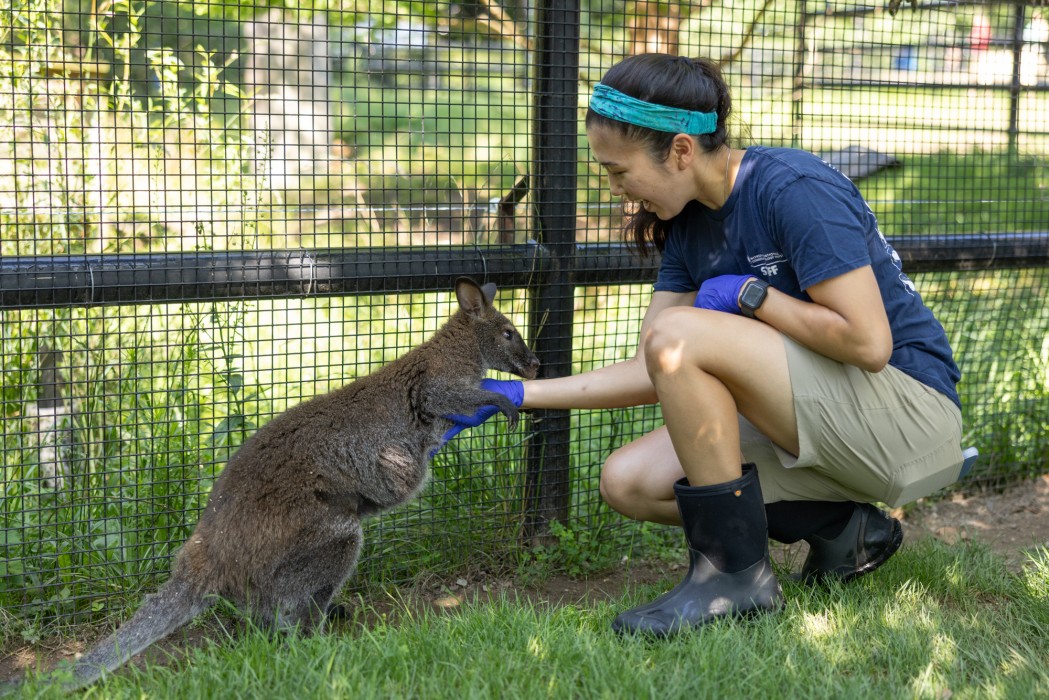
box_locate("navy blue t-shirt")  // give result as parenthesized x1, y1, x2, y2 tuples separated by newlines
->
(654, 146, 961, 408)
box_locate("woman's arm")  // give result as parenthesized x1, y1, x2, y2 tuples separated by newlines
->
(753, 265, 892, 372)
(521, 290, 695, 410)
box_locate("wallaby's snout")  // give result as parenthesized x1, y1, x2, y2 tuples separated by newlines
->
(483, 317, 540, 380)
(490, 316, 540, 380)
(508, 334, 540, 379)
(520, 355, 540, 380)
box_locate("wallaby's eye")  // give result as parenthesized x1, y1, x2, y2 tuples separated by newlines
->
(502, 329, 514, 341)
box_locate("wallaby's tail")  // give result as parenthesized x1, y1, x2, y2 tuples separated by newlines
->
(65, 575, 212, 690)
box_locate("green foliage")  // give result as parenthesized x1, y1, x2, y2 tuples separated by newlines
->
(149, 1, 470, 26)
(523, 520, 614, 580)
(0, 0, 261, 625)
(917, 268, 1049, 483)
(521, 517, 679, 585)
(0, 303, 254, 622)
(1020, 546, 1049, 603)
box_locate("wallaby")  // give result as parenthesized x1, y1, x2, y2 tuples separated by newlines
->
(52, 278, 539, 690)
(29, 344, 74, 490)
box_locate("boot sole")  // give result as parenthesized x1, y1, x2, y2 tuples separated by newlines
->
(612, 597, 783, 638)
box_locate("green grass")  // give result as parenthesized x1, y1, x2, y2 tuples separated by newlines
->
(11, 539, 1049, 699)
(861, 152, 1049, 236)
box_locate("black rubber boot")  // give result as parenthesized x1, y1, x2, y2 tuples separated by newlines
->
(798, 502, 903, 584)
(765, 500, 857, 545)
(611, 465, 783, 637)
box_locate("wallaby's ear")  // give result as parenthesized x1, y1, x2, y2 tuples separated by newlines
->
(480, 282, 497, 307)
(455, 277, 488, 316)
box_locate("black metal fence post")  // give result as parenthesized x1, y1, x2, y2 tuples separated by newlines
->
(523, 0, 580, 540)
(1008, 0, 1027, 155)
(792, 0, 809, 150)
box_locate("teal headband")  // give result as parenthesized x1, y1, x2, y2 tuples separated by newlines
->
(589, 83, 717, 135)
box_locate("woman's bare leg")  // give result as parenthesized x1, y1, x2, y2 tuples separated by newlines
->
(643, 307, 799, 487)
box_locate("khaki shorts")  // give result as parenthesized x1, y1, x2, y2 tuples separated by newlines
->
(744, 336, 964, 507)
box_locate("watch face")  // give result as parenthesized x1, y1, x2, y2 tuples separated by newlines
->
(741, 283, 765, 308)
(740, 281, 768, 318)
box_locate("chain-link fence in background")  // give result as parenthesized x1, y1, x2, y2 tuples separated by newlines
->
(2, 1, 1047, 626)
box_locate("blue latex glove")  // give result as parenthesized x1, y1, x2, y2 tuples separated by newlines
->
(694, 274, 752, 314)
(436, 379, 525, 449)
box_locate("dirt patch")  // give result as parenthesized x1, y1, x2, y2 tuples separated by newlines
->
(897, 473, 1049, 572)
(424, 474, 1049, 610)
(3, 475, 1047, 684)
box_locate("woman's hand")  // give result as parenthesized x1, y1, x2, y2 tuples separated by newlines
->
(437, 379, 525, 447)
(694, 275, 752, 314)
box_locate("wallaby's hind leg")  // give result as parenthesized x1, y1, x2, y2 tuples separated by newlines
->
(252, 516, 363, 635)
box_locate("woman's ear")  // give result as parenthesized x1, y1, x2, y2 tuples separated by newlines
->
(669, 134, 697, 170)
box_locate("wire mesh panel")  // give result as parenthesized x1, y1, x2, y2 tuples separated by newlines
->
(575, 0, 1049, 488)
(0, 1, 539, 624)
(1, 0, 1047, 627)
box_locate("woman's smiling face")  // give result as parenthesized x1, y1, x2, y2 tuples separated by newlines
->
(587, 124, 692, 221)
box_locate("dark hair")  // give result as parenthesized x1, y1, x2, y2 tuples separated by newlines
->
(585, 54, 732, 255)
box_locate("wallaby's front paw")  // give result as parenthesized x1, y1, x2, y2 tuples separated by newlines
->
(502, 405, 520, 431)
(490, 396, 519, 431)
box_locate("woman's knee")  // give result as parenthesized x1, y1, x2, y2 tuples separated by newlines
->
(642, 306, 710, 377)
(599, 429, 684, 525)
(599, 448, 641, 515)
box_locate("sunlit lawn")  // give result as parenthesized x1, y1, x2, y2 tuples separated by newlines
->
(11, 538, 1049, 699)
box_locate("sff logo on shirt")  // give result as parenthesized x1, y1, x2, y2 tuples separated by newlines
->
(747, 252, 786, 279)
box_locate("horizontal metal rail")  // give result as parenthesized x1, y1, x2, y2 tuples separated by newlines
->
(0, 244, 548, 308)
(2, 233, 1047, 309)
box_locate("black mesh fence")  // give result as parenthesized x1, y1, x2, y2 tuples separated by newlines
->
(1, 0, 1047, 625)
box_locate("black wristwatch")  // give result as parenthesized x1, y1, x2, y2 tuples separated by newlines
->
(739, 278, 769, 318)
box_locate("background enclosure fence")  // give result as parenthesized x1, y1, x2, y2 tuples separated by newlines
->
(2, 0, 1048, 625)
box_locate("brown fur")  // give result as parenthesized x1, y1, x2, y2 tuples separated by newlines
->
(63, 278, 539, 689)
